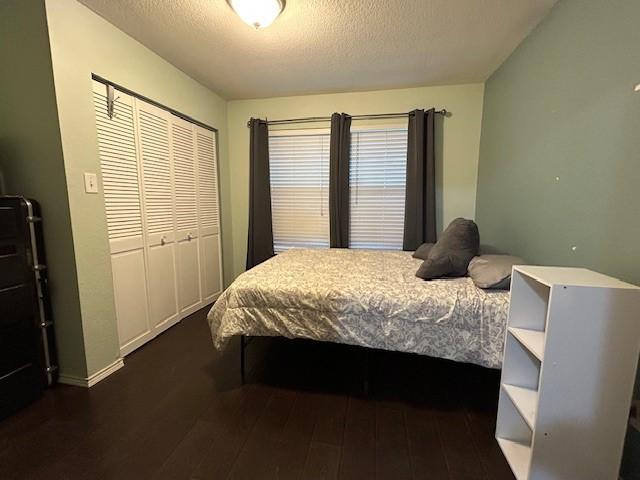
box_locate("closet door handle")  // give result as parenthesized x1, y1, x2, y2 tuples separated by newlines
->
(160, 236, 166, 246)
(187, 233, 193, 241)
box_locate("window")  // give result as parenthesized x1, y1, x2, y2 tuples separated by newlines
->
(268, 126, 408, 252)
(269, 132, 330, 252)
(349, 128, 408, 249)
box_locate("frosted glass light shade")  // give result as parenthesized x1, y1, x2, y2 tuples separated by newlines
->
(228, 0, 285, 29)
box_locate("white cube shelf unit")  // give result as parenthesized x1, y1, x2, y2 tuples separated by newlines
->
(496, 266, 640, 480)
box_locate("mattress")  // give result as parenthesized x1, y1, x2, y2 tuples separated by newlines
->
(207, 248, 510, 369)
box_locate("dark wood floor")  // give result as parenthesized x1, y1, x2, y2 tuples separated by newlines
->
(0, 307, 514, 480)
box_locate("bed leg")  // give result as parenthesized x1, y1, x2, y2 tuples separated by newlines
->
(240, 335, 246, 384)
(363, 348, 370, 396)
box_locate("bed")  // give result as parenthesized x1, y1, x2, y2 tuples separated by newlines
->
(207, 248, 510, 369)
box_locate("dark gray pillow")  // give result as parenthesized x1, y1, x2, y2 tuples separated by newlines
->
(416, 218, 480, 280)
(412, 243, 434, 260)
(468, 255, 527, 289)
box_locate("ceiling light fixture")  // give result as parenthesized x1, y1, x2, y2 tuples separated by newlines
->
(227, 0, 285, 29)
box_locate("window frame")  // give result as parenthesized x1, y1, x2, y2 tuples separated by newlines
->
(267, 122, 409, 252)
(348, 122, 409, 250)
(268, 127, 331, 253)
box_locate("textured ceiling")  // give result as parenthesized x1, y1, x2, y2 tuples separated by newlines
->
(78, 0, 557, 100)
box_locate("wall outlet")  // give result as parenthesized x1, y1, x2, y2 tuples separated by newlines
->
(84, 172, 99, 193)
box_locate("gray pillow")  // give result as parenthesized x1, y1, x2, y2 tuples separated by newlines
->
(468, 255, 527, 289)
(416, 218, 480, 280)
(412, 243, 434, 260)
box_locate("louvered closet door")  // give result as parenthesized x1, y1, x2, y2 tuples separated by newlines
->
(195, 125, 223, 302)
(171, 116, 202, 315)
(92, 80, 152, 355)
(135, 99, 180, 333)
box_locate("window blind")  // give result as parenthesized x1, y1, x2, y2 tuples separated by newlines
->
(269, 133, 330, 252)
(349, 128, 408, 250)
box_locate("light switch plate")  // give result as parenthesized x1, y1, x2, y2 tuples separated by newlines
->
(84, 172, 99, 193)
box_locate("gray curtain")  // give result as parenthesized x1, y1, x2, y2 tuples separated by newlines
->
(329, 113, 352, 248)
(246, 118, 274, 269)
(403, 108, 437, 250)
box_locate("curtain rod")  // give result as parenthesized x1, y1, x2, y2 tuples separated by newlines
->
(245, 109, 448, 128)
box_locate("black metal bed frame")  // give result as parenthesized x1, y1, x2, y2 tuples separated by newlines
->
(239, 334, 371, 393)
(239, 335, 250, 384)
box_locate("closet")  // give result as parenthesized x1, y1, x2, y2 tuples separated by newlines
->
(92, 80, 222, 355)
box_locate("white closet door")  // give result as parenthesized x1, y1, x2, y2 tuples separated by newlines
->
(171, 116, 202, 316)
(195, 126, 223, 303)
(135, 99, 180, 333)
(92, 80, 152, 355)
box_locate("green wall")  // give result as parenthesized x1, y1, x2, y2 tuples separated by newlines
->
(476, 0, 640, 286)
(226, 84, 485, 279)
(0, 0, 88, 378)
(476, 1, 640, 475)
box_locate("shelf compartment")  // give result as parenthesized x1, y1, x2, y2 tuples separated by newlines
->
(502, 383, 538, 429)
(508, 327, 545, 361)
(496, 386, 532, 480)
(509, 269, 550, 332)
(496, 386, 532, 449)
(497, 437, 531, 480)
(501, 333, 541, 392)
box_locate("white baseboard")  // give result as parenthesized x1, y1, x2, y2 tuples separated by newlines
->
(58, 358, 124, 388)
